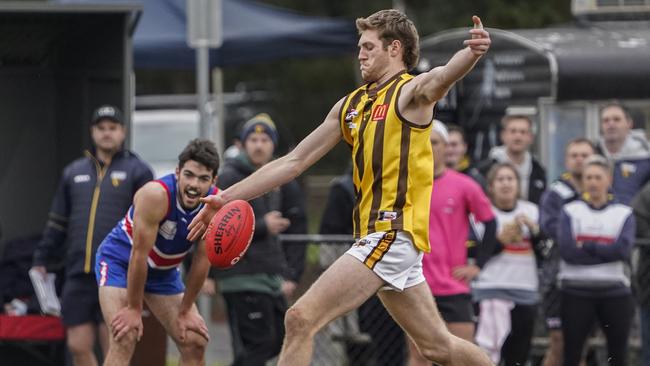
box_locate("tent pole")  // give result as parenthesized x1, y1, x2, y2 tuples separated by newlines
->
(197, 46, 210, 139)
(211, 67, 225, 155)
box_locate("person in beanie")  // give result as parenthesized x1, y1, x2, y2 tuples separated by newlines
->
(211, 113, 308, 366)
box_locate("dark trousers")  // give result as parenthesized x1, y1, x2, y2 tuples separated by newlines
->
(349, 295, 406, 366)
(223, 292, 287, 366)
(561, 292, 634, 366)
(641, 306, 650, 366)
(500, 304, 537, 366)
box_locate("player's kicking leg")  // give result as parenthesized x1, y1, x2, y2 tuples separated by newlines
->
(277, 254, 385, 366)
(379, 282, 493, 365)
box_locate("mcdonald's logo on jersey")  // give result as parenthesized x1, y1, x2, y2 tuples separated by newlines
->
(371, 104, 388, 121)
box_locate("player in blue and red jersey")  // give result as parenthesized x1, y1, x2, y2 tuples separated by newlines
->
(96, 139, 219, 365)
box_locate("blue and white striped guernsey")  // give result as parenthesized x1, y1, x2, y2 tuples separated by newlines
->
(98, 173, 218, 271)
(557, 198, 635, 296)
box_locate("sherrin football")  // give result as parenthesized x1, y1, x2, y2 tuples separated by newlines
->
(204, 200, 255, 268)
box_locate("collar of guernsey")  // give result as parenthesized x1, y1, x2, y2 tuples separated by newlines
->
(338, 70, 434, 253)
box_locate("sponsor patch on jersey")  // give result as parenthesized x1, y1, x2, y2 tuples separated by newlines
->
(73, 174, 91, 183)
(551, 180, 575, 199)
(371, 104, 388, 121)
(378, 210, 398, 221)
(345, 109, 358, 122)
(353, 238, 372, 247)
(110, 171, 127, 187)
(621, 162, 636, 177)
(159, 220, 178, 240)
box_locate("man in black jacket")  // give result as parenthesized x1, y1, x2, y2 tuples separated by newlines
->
(31, 105, 153, 366)
(213, 113, 307, 366)
(476, 114, 547, 204)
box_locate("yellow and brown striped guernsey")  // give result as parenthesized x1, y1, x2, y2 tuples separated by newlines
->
(339, 71, 434, 253)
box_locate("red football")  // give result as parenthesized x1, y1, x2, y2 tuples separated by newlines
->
(204, 200, 255, 268)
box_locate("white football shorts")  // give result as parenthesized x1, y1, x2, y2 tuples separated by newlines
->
(345, 230, 424, 291)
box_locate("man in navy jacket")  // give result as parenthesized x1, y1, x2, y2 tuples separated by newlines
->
(32, 105, 153, 366)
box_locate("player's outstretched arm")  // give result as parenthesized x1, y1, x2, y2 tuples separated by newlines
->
(177, 239, 211, 342)
(187, 97, 345, 241)
(400, 15, 490, 123)
(111, 182, 167, 341)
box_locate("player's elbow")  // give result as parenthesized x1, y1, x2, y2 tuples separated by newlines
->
(414, 81, 448, 105)
(425, 89, 448, 105)
(416, 68, 451, 103)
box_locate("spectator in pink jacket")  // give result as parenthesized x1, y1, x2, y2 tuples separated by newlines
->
(411, 122, 496, 365)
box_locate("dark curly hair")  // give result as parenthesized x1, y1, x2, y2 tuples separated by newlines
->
(178, 138, 220, 177)
(356, 9, 420, 71)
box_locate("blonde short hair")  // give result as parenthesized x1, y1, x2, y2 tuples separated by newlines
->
(355, 9, 420, 71)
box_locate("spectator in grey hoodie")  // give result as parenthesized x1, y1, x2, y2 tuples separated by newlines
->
(596, 101, 650, 204)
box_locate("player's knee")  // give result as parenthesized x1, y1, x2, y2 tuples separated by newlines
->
(66, 327, 95, 355)
(178, 333, 207, 360)
(284, 306, 314, 337)
(109, 330, 139, 353)
(66, 337, 94, 356)
(418, 334, 452, 364)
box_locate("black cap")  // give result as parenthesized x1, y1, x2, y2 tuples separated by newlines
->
(91, 105, 124, 125)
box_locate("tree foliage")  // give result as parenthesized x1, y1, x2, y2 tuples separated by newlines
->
(223, 1, 570, 173)
(137, 0, 571, 174)
(260, 0, 571, 32)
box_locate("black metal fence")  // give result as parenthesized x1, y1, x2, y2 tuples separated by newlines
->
(279, 234, 644, 366)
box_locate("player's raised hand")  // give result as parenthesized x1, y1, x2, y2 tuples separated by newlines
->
(187, 194, 226, 241)
(463, 15, 491, 56)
